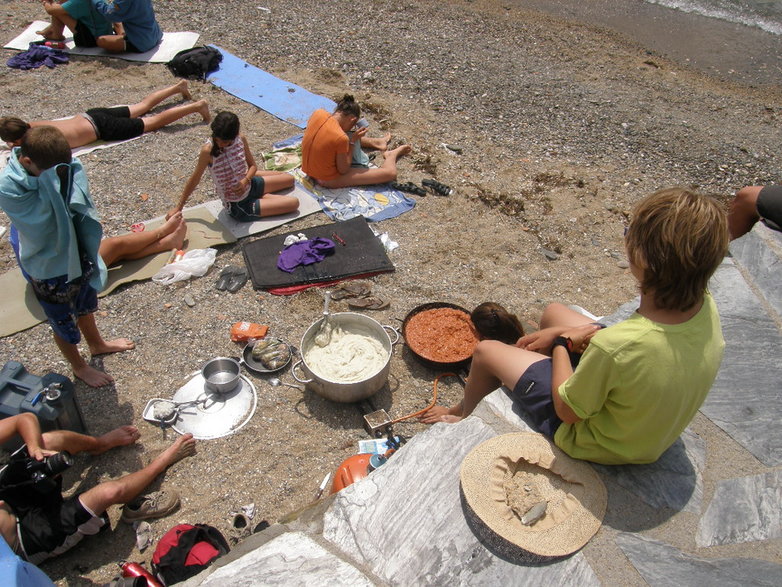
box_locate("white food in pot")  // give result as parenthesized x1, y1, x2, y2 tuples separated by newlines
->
(305, 325, 388, 382)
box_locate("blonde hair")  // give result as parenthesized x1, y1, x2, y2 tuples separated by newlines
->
(625, 187, 728, 311)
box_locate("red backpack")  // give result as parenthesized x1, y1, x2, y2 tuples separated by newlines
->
(151, 524, 230, 585)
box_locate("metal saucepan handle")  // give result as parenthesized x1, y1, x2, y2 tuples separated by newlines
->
(382, 325, 400, 345)
(291, 360, 313, 384)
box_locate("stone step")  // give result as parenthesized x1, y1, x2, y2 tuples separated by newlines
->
(728, 223, 782, 324)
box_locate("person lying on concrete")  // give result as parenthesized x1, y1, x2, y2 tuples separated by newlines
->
(0, 412, 195, 565)
(36, 0, 121, 48)
(0, 81, 209, 150)
(0, 127, 134, 388)
(301, 94, 411, 189)
(421, 188, 729, 465)
(727, 184, 782, 240)
(169, 111, 299, 222)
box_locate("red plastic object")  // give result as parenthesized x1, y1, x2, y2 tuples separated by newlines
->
(330, 454, 372, 493)
(119, 561, 163, 587)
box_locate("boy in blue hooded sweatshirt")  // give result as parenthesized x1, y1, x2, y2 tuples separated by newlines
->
(92, 0, 162, 53)
(0, 126, 134, 388)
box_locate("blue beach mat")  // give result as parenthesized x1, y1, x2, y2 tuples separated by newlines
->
(208, 46, 336, 128)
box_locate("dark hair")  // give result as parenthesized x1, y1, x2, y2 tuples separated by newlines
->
(471, 302, 525, 344)
(625, 187, 728, 311)
(334, 94, 360, 118)
(210, 111, 240, 157)
(0, 117, 31, 143)
(20, 126, 71, 171)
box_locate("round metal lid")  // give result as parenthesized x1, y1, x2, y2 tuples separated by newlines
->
(171, 372, 257, 440)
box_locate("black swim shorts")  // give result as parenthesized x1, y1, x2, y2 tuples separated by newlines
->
(757, 185, 782, 231)
(83, 106, 144, 141)
(72, 20, 98, 48)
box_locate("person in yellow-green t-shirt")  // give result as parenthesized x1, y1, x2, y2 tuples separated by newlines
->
(420, 187, 729, 465)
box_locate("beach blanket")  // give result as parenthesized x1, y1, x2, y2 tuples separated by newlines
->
(200, 182, 323, 240)
(206, 46, 335, 128)
(242, 216, 394, 290)
(0, 207, 234, 338)
(5, 21, 198, 63)
(291, 169, 416, 222)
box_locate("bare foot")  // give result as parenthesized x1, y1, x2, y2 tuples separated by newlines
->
(385, 144, 411, 162)
(176, 79, 192, 101)
(91, 425, 140, 454)
(418, 405, 459, 424)
(378, 133, 392, 151)
(89, 338, 135, 356)
(74, 364, 114, 388)
(196, 100, 211, 123)
(156, 433, 197, 468)
(156, 211, 183, 239)
(35, 27, 65, 41)
(159, 216, 187, 250)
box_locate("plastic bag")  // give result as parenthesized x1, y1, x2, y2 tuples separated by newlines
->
(230, 322, 269, 342)
(152, 248, 217, 285)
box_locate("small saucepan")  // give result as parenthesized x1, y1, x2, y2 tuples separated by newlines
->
(201, 357, 242, 394)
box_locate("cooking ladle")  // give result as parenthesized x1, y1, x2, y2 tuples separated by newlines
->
(314, 290, 333, 347)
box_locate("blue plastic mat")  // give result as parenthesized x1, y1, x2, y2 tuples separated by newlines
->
(208, 45, 335, 128)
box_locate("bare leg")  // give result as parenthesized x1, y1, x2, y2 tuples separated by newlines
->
(359, 133, 392, 152)
(255, 170, 295, 192)
(320, 145, 411, 188)
(77, 313, 135, 358)
(141, 100, 211, 132)
(52, 330, 113, 388)
(42, 425, 140, 455)
(127, 81, 192, 118)
(258, 193, 300, 217)
(539, 302, 596, 329)
(95, 34, 127, 53)
(728, 185, 762, 240)
(419, 340, 547, 423)
(99, 213, 186, 266)
(78, 434, 196, 515)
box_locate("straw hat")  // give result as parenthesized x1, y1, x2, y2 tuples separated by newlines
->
(460, 432, 606, 561)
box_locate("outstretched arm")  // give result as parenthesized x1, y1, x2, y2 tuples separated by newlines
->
(0, 413, 46, 461)
(168, 145, 211, 218)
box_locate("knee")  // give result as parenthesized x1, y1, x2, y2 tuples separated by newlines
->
(539, 302, 569, 328)
(94, 480, 124, 505)
(733, 186, 761, 211)
(472, 339, 502, 363)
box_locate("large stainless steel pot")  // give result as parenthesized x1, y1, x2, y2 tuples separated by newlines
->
(292, 312, 398, 403)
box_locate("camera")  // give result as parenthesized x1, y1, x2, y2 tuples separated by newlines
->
(0, 448, 73, 496)
(26, 451, 73, 491)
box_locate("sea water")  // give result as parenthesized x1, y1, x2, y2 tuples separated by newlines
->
(644, 0, 782, 36)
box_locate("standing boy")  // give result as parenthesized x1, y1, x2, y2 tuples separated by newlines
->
(421, 188, 729, 465)
(0, 126, 134, 387)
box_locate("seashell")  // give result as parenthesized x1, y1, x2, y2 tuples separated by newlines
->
(521, 500, 547, 526)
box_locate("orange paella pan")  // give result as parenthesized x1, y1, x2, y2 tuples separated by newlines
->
(402, 302, 480, 368)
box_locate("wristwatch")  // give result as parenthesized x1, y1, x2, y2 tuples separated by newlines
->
(552, 336, 573, 352)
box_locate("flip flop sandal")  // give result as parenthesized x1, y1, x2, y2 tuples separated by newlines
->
(331, 281, 372, 300)
(347, 296, 389, 310)
(215, 265, 247, 292)
(130, 222, 145, 233)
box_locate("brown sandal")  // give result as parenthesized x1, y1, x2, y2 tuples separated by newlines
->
(347, 296, 389, 310)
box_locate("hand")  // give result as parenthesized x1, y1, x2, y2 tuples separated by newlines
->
(560, 324, 601, 353)
(233, 178, 249, 196)
(516, 327, 563, 353)
(349, 127, 368, 144)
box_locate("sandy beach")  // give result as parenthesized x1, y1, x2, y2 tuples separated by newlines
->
(0, 0, 780, 583)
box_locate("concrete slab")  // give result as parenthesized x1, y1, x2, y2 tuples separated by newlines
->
(616, 532, 782, 586)
(322, 417, 599, 585)
(729, 223, 782, 321)
(697, 470, 782, 547)
(198, 531, 373, 586)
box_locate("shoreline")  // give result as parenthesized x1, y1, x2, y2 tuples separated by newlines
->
(516, 0, 782, 89)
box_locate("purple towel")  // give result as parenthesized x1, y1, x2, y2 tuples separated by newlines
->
(277, 237, 335, 273)
(7, 44, 69, 70)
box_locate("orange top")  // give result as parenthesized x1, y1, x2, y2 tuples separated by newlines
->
(301, 109, 349, 181)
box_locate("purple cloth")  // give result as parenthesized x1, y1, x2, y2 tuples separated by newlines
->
(276, 237, 335, 273)
(7, 44, 69, 70)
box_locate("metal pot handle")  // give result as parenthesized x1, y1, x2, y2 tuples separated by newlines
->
(291, 360, 313, 384)
(382, 325, 400, 345)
